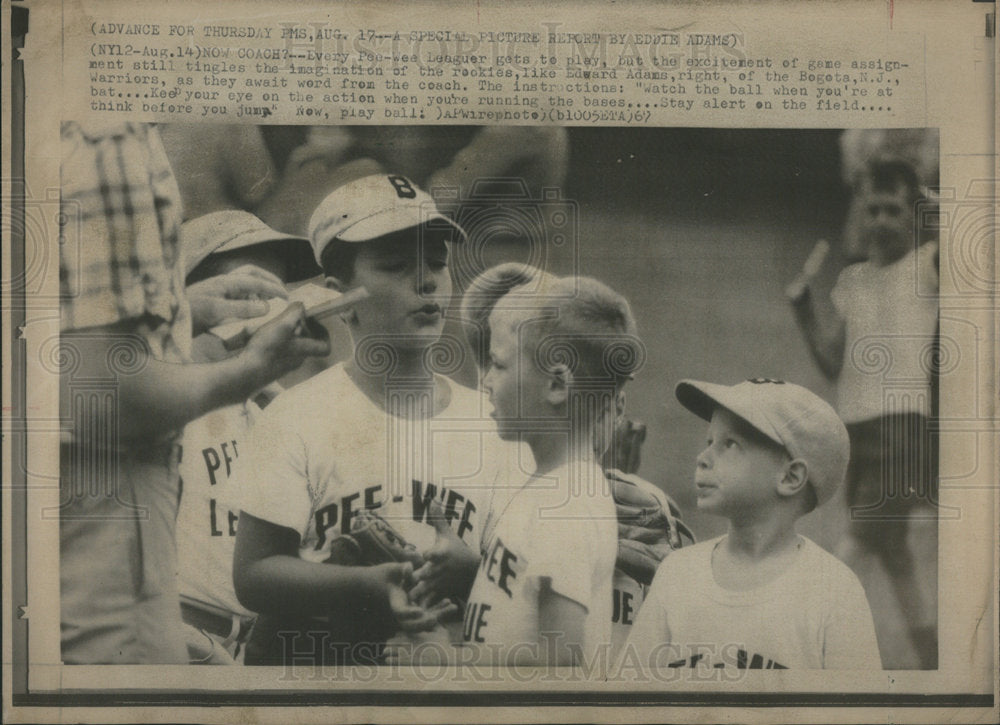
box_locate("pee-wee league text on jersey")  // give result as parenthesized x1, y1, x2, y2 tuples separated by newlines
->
(462, 460, 618, 663)
(236, 364, 515, 565)
(611, 569, 645, 661)
(176, 401, 260, 616)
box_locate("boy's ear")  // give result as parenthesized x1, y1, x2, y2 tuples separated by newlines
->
(544, 364, 570, 406)
(614, 389, 627, 424)
(776, 458, 809, 499)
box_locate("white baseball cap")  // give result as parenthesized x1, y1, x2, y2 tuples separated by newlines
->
(675, 378, 850, 508)
(182, 210, 320, 282)
(307, 173, 467, 264)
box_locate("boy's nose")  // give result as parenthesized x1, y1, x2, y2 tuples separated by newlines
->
(417, 267, 439, 295)
(696, 448, 711, 469)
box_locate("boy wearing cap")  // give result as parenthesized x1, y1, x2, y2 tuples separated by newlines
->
(176, 210, 322, 663)
(232, 167, 505, 666)
(626, 379, 881, 670)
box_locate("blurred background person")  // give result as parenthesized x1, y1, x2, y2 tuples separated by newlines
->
(787, 156, 939, 669)
(839, 129, 939, 261)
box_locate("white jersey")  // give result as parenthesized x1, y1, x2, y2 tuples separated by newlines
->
(611, 569, 645, 662)
(176, 402, 259, 616)
(831, 242, 939, 423)
(626, 536, 882, 669)
(462, 459, 618, 663)
(236, 364, 509, 564)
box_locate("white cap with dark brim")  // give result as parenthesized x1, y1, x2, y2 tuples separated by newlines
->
(307, 173, 467, 264)
(182, 210, 320, 283)
(675, 378, 850, 508)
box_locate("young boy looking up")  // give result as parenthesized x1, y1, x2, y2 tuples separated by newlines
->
(627, 379, 882, 670)
(461, 269, 641, 667)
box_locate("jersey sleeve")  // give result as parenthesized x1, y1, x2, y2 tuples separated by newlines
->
(822, 569, 883, 669)
(623, 559, 674, 666)
(529, 514, 605, 610)
(233, 400, 314, 539)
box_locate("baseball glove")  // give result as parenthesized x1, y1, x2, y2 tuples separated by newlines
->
(608, 468, 695, 586)
(247, 510, 426, 667)
(324, 509, 424, 568)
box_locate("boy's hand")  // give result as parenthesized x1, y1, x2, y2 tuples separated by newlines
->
(188, 265, 289, 334)
(411, 500, 479, 607)
(376, 562, 456, 633)
(240, 302, 330, 389)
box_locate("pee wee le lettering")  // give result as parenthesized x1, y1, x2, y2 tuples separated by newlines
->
(182, 438, 242, 537)
(462, 534, 527, 643)
(312, 479, 476, 550)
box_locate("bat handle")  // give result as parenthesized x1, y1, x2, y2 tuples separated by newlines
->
(786, 240, 830, 302)
(802, 239, 830, 277)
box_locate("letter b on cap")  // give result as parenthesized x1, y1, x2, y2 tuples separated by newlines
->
(388, 175, 417, 199)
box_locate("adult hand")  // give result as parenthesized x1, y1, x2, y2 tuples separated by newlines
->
(239, 303, 330, 389)
(187, 265, 288, 335)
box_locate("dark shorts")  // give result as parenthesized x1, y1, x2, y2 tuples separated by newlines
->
(845, 414, 939, 549)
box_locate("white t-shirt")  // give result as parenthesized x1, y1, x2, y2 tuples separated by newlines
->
(626, 536, 882, 669)
(611, 570, 646, 662)
(462, 459, 618, 664)
(176, 402, 260, 616)
(831, 242, 939, 423)
(236, 364, 509, 564)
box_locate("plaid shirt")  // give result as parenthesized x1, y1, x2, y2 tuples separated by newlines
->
(60, 121, 190, 362)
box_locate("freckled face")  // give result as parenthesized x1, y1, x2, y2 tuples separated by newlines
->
(693, 408, 789, 517)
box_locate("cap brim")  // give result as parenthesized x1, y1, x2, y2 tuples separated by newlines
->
(182, 210, 323, 281)
(336, 208, 467, 244)
(675, 379, 785, 448)
(186, 235, 321, 282)
(221, 238, 322, 283)
(220, 231, 321, 281)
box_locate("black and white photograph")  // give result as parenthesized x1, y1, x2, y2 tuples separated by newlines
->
(3, 1, 996, 723)
(54, 122, 940, 671)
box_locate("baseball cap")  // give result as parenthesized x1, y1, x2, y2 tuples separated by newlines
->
(307, 173, 467, 264)
(182, 210, 320, 283)
(675, 378, 850, 508)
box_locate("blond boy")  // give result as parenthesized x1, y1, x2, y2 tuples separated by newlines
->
(627, 379, 881, 669)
